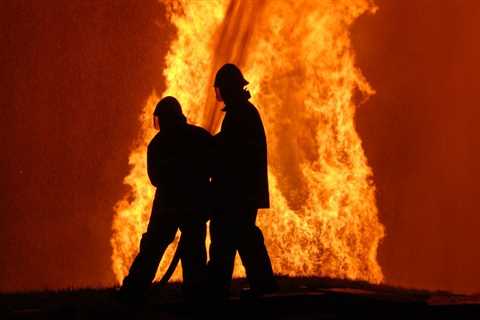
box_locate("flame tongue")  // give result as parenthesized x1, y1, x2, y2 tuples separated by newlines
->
(201, 0, 266, 132)
(111, 0, 384, 284)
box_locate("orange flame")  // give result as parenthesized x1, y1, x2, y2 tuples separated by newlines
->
(111, 0, 384, 284)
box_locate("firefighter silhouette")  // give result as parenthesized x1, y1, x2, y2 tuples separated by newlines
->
(120, 96, 212, 302)
(208, 63, 278, 298)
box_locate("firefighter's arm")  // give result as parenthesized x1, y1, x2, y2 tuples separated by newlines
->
(147, 143, 176, 187)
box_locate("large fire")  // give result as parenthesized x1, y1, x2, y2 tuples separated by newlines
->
(111, 0, 384, 284)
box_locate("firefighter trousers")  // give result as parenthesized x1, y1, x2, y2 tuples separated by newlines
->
(121, 207, 207, 298)
(208, 208, 277, 296)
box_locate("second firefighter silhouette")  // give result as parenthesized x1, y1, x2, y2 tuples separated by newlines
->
(209, 64, 277, 297)
(121, 96, 212, 301)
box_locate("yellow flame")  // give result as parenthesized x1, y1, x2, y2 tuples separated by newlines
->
(111, 0, 384, 285)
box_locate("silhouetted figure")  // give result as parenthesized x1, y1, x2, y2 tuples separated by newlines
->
(208, 64, 277, 298)
(120, 96, 212, 303)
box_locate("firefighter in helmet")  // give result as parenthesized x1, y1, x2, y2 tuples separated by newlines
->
(120, 96, 212, 302)
(209, 64, 277, 298)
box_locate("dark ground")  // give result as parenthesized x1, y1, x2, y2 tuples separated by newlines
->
(1, 277, 479, 319)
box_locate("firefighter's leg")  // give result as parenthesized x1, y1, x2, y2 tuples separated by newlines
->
(121, 208, 178, 297)
(208, 213, 237, 297)
(179, 214, 207, 299)
(238, 208, 277, 293)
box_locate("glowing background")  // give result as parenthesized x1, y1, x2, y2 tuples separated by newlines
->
(1, 0, 480, 293)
